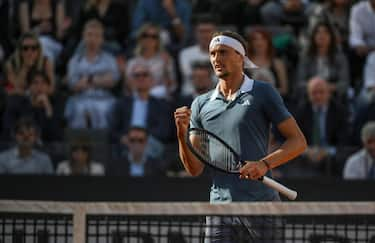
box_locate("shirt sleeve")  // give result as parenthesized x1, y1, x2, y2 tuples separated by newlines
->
(364, 52, 375, 88)
(67, 55, 82, 89)
(263, 82, 291, 125)
(349, 4, 365, 47)
(343, 154, 363, 179)
(106, 54, 121, 83)
(189, 97, 202, 129)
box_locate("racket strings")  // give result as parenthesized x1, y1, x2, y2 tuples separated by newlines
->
(190, 130, 239, 172)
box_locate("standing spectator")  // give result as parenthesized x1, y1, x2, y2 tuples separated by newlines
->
(349, 0, 375, 58)
(2, 70, 65, 142)
(109, 61, 174, 160)
(343, 121, 375, 179)
(18, 0, 69, 63)
(131, 0, 192, 48)
(0, 117, 53, 174)
(296, 21, 350, 100)
(5, 32, 54, 95)
(291, 77, 350, 177)
(64, 19, 120, 129)
(127, 23, 176, 99)
(107, 126, 167, 177)
(178, 14, 216, 96)
(56, 135, 105, 175)
(70, 0, 130, 54)
(247, 27, 289, 98)
(348, 0, 375, 82)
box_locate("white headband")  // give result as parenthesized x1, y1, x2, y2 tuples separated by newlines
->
(209, 35, 257, 69)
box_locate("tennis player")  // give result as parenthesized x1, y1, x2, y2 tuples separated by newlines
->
(174, 30, 307, 242)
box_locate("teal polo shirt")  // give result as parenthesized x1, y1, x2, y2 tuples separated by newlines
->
(190, 75, 291, 202)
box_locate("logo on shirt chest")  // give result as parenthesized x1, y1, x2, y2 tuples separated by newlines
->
(238, 94, 253, 106)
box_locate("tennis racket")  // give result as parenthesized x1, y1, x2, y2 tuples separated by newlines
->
(186, 127, 297, 200)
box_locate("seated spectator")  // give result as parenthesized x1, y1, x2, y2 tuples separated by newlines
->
(246, 27, 289, 98)
(131, 0, 192, 48)
(178, 14, 216, 96)
(5, 32, 54, 95)
(0, 117, 53, 174)
(64, 19, 120, 129)
(126, 23, 176, 99)
(107, 126, 167, 177)
(56, 135, 105, 175)
(343, 121, 375, 179)
(109, 61, 175, 160)
(296, 21, 350, 101)
(70, 0, 130, 55)
(2, 69, 65, 142)
(287, 77, 350, 177)
(173, 61, 215, 108)
(18, 0, 69, 63)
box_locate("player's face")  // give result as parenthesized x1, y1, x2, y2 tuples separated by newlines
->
(209, 44, 243, 79)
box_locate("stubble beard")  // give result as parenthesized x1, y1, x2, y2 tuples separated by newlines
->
(217, 71, 230, 79)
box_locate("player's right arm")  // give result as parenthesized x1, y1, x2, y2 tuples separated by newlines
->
(174, 106, 204, 176)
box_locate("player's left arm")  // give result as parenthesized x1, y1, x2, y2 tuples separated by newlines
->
(262, 117, 307, 169)
(240, 117, 307, 179)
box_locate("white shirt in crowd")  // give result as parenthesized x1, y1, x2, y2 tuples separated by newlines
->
(343, 149, 375, 179)
(349, 0, 375, 48)
(56, 161, 105, 176)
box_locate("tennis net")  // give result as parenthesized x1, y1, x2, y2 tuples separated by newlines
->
(1, 201, 375, 243)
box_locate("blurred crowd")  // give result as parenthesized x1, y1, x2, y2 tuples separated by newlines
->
(0, 0, 374, 179)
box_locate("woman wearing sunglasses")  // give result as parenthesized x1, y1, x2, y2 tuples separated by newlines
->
(5, 32, 54, 95)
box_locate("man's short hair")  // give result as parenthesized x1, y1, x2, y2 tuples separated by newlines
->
(361, 121, 375, 142)
(84, 18, 104, 33)
(192, 14, 216, 26)
(27, 69, 51, 87)
(14, 117, 38, 134)
(128, 126, 149, 136)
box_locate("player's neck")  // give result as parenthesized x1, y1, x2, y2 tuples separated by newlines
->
(219, 73, 244, 100)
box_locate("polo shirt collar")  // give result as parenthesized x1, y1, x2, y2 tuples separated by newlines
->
(210, 74, 254, 101)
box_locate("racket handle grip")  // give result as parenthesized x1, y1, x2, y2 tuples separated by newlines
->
(261, 176, 298, 200)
